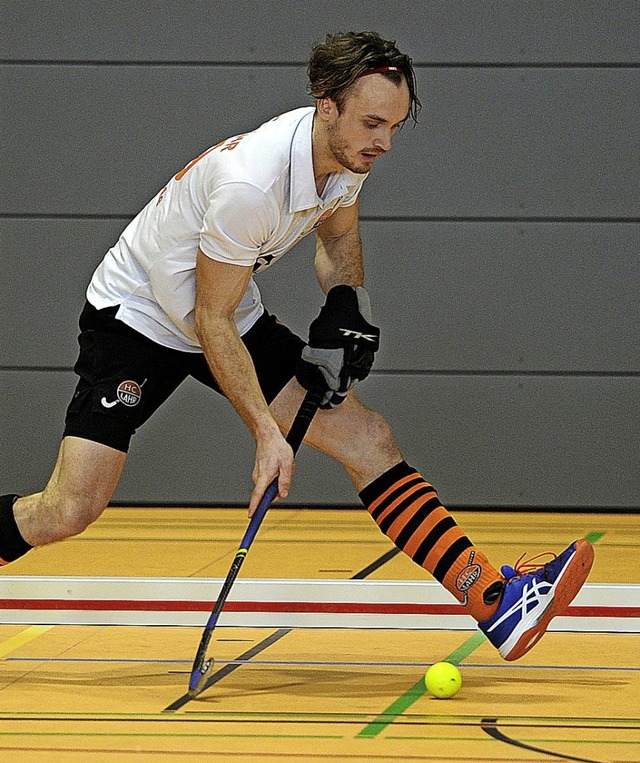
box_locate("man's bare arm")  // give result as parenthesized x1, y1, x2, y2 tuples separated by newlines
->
(314, 199, 364, 291)
(194, 249, 293, 513)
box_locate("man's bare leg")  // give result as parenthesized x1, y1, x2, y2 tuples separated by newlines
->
(269, 378, 506, 623)
(269, 378, 403, 490)
(13, 436, 127, 547)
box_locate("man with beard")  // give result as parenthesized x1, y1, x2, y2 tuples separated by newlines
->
(1, 31, 593, 661)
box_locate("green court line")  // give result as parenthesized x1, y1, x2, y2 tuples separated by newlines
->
(357, 530, 606, 739)
(356, 633, 486, 739)
(356, 677, 427, 738)
(388, 735, 639, 746)
(0, 731, 343, 740)
(1, 711, 636, 726)
(442, 630, 487, 664)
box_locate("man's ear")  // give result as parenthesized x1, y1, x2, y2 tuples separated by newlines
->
(316, 97, 337, 122)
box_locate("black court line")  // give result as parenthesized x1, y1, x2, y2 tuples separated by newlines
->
(163, 547, 400, 712)
(351, 547, 401, 579)
(164, 628, 292, 712)
(481, 717, 604, 763)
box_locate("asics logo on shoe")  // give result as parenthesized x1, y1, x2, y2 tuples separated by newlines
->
(485, 578, 553, 633)
(339, 328, 378, 342)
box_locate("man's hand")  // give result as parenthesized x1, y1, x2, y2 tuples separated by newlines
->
(248, 427, 295, 517)
(295, 285, 380, 408)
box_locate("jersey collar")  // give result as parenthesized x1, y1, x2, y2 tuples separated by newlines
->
(289, 109, 363, 213)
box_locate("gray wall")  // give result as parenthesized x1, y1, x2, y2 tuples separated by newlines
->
(1, 1, 638, 508)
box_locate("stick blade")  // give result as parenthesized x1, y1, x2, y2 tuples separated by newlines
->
(187, 659, 214, 698)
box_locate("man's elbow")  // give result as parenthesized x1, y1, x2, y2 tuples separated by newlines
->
(193, 302, 234, 344)
(193, 302, 215, 342)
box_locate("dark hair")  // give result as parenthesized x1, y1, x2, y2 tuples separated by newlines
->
(307, 31, 421, 124)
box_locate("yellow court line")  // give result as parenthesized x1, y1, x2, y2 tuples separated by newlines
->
(0, 625, 54, 658)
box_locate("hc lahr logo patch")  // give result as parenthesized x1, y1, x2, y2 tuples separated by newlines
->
(101, 380, 145, 409)
(455, 551, 481, 605)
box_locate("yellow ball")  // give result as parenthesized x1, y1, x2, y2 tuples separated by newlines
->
(424, 661, 462, 699)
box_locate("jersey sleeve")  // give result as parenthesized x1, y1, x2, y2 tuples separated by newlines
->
(199, 182, 280, 266)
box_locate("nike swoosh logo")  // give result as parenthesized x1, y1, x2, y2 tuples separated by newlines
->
(100, 397, 119, 409)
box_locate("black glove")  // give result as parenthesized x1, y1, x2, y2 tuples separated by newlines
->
(295, 285, 380, 408)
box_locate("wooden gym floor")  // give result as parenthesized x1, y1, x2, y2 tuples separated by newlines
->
(0, 507, 638, 762)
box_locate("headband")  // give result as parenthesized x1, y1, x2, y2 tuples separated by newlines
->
(359, 65, 404, 77)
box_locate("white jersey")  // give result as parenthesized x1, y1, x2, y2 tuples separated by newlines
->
(87, 107, 367, 351)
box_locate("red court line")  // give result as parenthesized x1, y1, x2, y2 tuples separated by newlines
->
(0, 600, 638, 617)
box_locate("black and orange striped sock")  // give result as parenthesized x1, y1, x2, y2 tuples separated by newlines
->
(0, 494, 32, 565)
(359, 462, 504, 622)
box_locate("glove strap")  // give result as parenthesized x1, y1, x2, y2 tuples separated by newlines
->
(324, 284, 359, 310)
(355, 287, 373, 323)
(325, 285, 374, 322)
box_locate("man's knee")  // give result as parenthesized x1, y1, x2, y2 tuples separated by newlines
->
(318, 399, 399, 462)
(25, 435, 126, 545)
(14, 489, 108, 547)
(360, 408, 397, 452)
(47, 490, 107, 539)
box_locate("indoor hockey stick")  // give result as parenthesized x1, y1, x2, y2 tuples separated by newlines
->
(187, 386, 323, 698)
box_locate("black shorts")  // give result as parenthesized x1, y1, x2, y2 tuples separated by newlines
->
(64, 302, 305, 453)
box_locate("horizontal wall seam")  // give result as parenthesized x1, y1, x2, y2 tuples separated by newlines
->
(2, 367, 638, 378)
(1, 215, 638, 224)
(1, 60, 638, 69)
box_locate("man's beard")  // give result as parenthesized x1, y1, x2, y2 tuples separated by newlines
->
(326, 122, 378, 175)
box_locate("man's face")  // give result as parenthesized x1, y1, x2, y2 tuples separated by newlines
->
(324, 75, 411, 175)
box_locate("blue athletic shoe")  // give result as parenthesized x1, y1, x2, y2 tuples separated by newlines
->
(478, 539, 594, 661)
